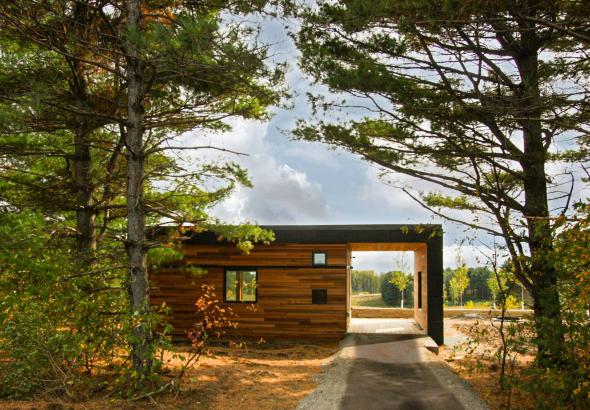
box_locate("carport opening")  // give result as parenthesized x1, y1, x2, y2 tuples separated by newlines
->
(347, 243, 428, 335)
(351, 251, 414, 310)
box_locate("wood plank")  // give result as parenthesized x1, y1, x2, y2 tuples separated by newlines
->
(150, 242, 348, 340)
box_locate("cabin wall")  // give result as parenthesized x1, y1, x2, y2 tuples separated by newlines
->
(150, 243, 348, 340)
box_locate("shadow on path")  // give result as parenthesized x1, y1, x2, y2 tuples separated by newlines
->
(341, 359, 464, 410)
(298, 324, 489, 410)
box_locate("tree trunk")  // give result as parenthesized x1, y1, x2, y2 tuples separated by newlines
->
(125, 0, 153, 377)
(517, 25, 564, 364)
(73, 125, 96, 260)
(400, 292, 404, 309)
(71, 2, 96, 263)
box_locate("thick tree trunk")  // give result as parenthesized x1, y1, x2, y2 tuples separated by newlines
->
(71, 2, 96, 262)
(517, 28, 564, 364)
(125, 0, 153, 377)
(73, 125, 96, 259)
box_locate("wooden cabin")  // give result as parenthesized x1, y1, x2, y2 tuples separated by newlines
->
(150, 224, 444, 344)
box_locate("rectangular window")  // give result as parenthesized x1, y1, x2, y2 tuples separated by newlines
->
(312, 251, 327, 266)
(418, 271, 422, 309)
(312, 288, 328, 304)
(224, 269, 257, 303)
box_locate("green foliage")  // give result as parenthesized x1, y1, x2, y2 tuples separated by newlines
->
(487, 269, 514, 309)
(0, 0, 286, 394)
(351, 270, 380, 294)
(0, 211, 125, 397)
(389, 270, 411, 308)
(458, 204, 590, 409)
(389, 270, 410, 292)
(209, 223, 275, 254)
(449, 264, 470, 307)
(381, 271, 413, 308)
(294, 0, 589, 363)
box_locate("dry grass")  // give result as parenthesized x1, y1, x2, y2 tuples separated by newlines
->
(0, 340, 339, 410)
(442, 319, 536, 410)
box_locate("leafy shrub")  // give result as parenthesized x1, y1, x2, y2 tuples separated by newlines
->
(0, 211, 127, 397)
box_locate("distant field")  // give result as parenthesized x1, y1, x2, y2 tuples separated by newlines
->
(351, 293, 389, 308)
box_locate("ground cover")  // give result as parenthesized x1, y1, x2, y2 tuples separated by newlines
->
(351, 293, 389, 308)
(442, 318, 536, 410)
(0, 341, 338, 410)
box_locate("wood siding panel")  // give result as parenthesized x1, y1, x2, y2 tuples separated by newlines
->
(150, 243, 348, 340)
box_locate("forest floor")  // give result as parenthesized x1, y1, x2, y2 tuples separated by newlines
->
(442, 318, 535, 410)
(1, 317, 539, 410)
(0, 340, 339, 410)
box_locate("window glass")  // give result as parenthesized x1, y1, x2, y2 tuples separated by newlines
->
(242, 271, 257, 302)
(313, 252, 327, 265)
(224, 270, 257, 303)
(225, 270, 238, 302)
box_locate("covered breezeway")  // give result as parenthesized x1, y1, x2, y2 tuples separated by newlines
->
(345, 234, 444, 346)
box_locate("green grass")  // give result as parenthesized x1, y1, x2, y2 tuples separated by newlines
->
(351, 293, 389, 308)
(444, 300, 494, 309)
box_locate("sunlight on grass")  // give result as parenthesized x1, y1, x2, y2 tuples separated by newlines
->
(351, 293, 389, 308)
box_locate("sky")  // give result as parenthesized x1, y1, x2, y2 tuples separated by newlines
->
(178, 18, 500, 271)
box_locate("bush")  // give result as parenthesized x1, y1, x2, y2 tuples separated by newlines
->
(0, 211, 127, 397)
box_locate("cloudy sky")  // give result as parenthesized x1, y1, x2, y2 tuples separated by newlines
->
(179, 17, 498, 272)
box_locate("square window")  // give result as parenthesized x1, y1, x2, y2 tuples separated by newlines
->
(224, 269, 257, 303)
(312, 289, 328, 304)
(312, 252, 327, 266)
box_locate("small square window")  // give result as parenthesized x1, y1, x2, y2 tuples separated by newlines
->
(312, 252, 327, 266)
(312, 289, 328, 304)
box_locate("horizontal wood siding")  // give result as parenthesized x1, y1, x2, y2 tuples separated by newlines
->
(150, 243, 348, 340)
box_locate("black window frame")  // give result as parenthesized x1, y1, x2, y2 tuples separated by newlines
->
(312, 251, 328, 266)
(223, 268, 258, 304)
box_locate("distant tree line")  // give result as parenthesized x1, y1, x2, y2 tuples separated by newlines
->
(443, 266, 532, 308)
(351, 270, 380, 294)
(353, 265, 533, 309)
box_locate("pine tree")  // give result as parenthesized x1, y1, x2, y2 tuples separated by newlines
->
(294, 0, 590, 364)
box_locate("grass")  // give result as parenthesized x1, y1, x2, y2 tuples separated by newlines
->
(351, 293, 390, 308)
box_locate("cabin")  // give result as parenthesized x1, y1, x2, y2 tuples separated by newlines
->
(150, 224, 444, 345)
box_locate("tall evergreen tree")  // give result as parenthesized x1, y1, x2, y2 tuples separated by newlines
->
(1, 0, 285, 381)
(294, 0, 590, 363)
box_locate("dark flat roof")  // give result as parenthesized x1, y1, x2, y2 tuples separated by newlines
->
(185, 224, 443, 245)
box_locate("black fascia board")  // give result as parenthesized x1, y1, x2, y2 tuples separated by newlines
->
(183, 224, 442, 245)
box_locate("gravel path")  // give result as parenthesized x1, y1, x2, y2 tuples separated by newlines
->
(298, 319, 489, 410)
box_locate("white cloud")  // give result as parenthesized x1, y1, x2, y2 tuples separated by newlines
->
(443, 244, 507, 269)
(179, 118, 331, 224)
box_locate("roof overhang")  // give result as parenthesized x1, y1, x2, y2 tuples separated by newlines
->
(184, 224, 442, 246)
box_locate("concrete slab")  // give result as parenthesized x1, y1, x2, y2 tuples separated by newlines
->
(347, 318, 424, 335)
(297, 319, 488, 410)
